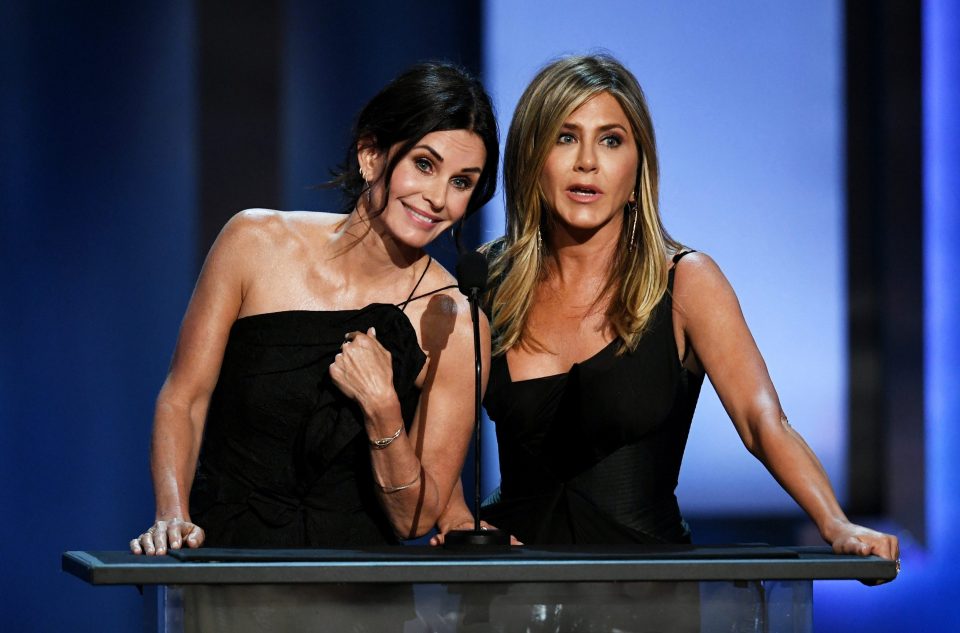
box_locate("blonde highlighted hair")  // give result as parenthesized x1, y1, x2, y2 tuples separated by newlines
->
(487, 54, 682, 356)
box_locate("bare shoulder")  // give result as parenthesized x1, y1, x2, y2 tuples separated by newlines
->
(671, 251, 734, 298)
(214, 208, 283, 255)
(221, 209, 342, 248)
(670, 250, 747, 337)
(411, 259, 485, 355)
(422, 259, 472, 319)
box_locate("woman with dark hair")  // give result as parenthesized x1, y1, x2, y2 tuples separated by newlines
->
(131, 62, 498, 553)
(435, 54, 897, 557)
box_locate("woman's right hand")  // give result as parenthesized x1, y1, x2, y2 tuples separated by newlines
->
(130, 518, 205, 555)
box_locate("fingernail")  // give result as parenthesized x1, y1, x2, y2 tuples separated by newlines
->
(369, 327, 376, 336)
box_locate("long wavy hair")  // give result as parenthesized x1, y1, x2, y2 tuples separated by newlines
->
(487, 54, 682, 356)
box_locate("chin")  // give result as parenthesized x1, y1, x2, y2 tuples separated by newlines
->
(392, 225, 448, 250)
(556, 212, 618, 232)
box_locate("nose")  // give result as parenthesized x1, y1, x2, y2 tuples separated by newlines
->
(423, 179, 446, 211)
(574, 143, 597, 172)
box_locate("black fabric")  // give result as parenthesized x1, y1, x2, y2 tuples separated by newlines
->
(482, 257, 704, 546)
(189, 304, 426, 548)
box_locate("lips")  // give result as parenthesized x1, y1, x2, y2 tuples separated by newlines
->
(403, 204, 441, 228)
(565, 184, 603, 202)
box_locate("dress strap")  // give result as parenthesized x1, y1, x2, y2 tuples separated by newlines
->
(668, 250, 697, 291)
(398, 284, 459, 310)
(671, 249, 697, 266)
(396, 257, 442, 312)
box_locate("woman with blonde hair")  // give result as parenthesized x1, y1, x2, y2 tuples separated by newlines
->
(436, 54, 897, 562)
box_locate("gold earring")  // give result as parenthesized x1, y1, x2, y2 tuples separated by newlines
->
(628, 201, 639, 252)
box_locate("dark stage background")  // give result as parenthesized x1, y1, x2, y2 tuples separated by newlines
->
(2, 1, 957, 631)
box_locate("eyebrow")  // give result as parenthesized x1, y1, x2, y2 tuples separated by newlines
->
(413, 144, 483, 173)
(559, 122, 629, 133)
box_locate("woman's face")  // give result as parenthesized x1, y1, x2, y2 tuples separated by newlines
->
(539, 92, 639, 241)
(364, 129, 486, 250)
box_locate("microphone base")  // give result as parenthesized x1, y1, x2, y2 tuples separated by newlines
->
(443, 528, 511, 549)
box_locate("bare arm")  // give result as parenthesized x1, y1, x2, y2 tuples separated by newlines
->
(331, 294, 491, 539)
(674, 253, 898, 561)
(131, 211, 265, 555)
(433, 479, 476, 535)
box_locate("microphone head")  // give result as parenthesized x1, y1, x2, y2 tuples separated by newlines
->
(456, 250, 488, 296)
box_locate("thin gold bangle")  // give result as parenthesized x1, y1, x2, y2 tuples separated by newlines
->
(378, 467, 422, 494)
(369, 424, 403, 449)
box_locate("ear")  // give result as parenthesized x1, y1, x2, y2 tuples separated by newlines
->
(356, 137, 383, 182)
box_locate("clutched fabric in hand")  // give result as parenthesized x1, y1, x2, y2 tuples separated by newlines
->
(189, 304, 425, 548)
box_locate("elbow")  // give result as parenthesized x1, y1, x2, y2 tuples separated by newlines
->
(388, 484, 442, 540)
(735, 412, 762, 457)
(391, 510, 437, 541)
(740, 432, 760, 458)
(739, 412, 790, 462)
(395, 523, 431, 541)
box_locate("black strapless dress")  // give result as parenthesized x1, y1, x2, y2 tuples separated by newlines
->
(465, 252, 705, 633)
(189, 304, 426, 547)
(482, 252, 704, 545)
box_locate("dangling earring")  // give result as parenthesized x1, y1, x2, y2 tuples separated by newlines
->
(627, 199, 639, 252)
(359, 167, 373, 204)
(536, 227, 543, 253)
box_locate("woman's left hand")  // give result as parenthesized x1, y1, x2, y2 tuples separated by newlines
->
(827, 520, 899, 561)
(329, 327, 397, 415)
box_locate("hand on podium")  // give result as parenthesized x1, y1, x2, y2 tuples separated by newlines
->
(130, 517, 205, 556)
(823, 518, 900, 584)
(429, 517, 522, 547)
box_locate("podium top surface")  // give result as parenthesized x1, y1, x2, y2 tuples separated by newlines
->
(62, 544, 897, 585)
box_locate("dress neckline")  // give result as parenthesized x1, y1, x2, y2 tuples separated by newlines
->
(235, 256, 442, 323)
(497, 253, 696, 386)
(503, 337, 618, 384)
(234, 302, 404, 324)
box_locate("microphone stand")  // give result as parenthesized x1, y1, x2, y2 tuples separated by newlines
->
(444, 285, 509, 548)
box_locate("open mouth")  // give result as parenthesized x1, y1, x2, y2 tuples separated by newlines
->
(566, 185, 602, 200)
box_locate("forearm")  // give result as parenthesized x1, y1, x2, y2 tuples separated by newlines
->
(364, 399, 443, 538)
(150, 396, 206, 521)
(750, 413, 849, 541)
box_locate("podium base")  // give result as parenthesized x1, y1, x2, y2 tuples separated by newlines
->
(443, 528, 511, 548)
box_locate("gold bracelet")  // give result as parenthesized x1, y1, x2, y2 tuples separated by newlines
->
(369, 424, 404, 449)
(378, 467, 422, 494)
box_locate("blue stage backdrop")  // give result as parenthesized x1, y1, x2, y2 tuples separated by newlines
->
(480, 0, 847, 516)
(1, 2, 958, 632)
(1, 2, 196, 631)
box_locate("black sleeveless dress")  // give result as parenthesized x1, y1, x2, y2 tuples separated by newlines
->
(481, 252, 704, 545)
(189, 262, 446, 548)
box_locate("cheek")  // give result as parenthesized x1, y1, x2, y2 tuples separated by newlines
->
(386, 167, 420, 199)
(539, 159, 563, 198)
(610, 158, 639, 197)
(447, 190, 473, 221)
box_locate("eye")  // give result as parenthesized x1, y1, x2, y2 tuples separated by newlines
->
(601, 134, 623, 148)
(414, 157, 433, 173)
(451, 176, 474, 191)
(557, 132, 576, 144)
